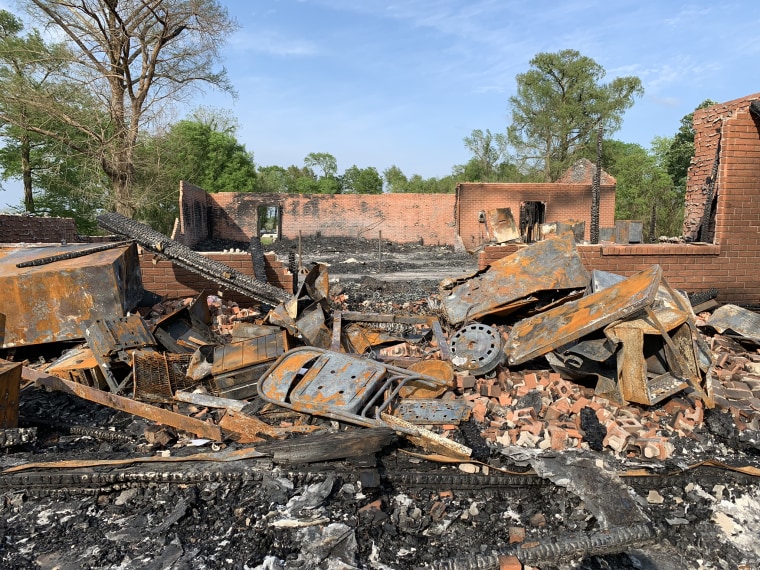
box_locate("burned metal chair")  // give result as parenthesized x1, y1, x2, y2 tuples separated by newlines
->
(257, 347, 466, 429)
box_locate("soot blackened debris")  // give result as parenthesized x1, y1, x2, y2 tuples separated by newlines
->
(2, 237, 760, 570)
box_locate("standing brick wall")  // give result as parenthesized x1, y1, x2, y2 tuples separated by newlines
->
(171, 181, 210, 248)
(478, 93, 760, 305)
(208, 192, 458, 246)
(0, 214, 80, 243)
(457, 183, 615, 250)
(139, 250, 294, 305)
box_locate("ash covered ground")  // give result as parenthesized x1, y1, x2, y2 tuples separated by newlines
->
(2, 238, 760, 570)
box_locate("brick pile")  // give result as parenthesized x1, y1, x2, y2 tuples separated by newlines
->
(707, 335, 760, 429)
(455, 369, 705, 460)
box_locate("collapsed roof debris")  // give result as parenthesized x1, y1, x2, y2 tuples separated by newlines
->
(97, 211, 292, 307)
(1, 231, 760, 569)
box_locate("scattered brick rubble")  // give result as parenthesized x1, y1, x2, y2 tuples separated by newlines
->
(2, 231, 760, 570)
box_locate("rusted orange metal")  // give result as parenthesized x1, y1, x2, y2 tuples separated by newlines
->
(218, 409, 319, 443)
(0, 359, 21, 429)
(210, 331, 289, 399)
(336, 312, 451, 360)
(212, 331, 287, 375)
(486, 208, 520, 243)
(0, 243, 143, 348)
(506, 265, 662, 366)
(26, 367, 223, 441)
(45, 346, 106, 389)
(440, 233, 590, 325)
(257, 347, 448, 428)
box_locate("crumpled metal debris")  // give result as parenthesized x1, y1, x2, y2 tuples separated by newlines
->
(439, 232, 589, 325)
(706, 304, 760, 345)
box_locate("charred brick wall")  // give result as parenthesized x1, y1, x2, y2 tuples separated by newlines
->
(0, 214, 80, 243)
(208, 192, 458, 246)
(457, 183, 616, 250)
(139, 250, 294, 305)
(478, 93, 760, 305)
(171, 181, 210, 247)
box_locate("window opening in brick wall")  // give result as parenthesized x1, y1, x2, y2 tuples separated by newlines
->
(258, 205, 281, 242)
(519, 201, 545, 243)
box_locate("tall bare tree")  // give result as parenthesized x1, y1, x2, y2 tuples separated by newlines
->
(6, 0, 237, 217)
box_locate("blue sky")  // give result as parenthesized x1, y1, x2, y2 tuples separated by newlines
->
(2, 0, 760, 209)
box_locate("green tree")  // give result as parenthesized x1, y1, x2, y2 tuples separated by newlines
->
(254, 165, 289, 193)
(382, 165, 457, 193)
(507, 49, 643, 182)
(598, 139, 682, 240)
(664, 99, 716, 190)
(383, 165, 409, 193)
(304, 152, 338, 178)
(137, 109, 257, 232)
(4, 0, 238, 219)
(463, 128, 508, 181)
(342, 165, 383, 194)
(0, 9, 72, 212)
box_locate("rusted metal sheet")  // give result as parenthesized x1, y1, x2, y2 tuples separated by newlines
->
(212, 332, 287, 375)
(258, 347, 448, 429)
(440, 233, 590, 325)
(605, 324, 689, 405)
(0, 243, 143, 348)
(345, 324, 400, 354)
(45, 346, 106, 389)
(153, 295, 213, 353)
(486, 208, 520, 243)
(393, 399, 470, 425)
(541, 220, 585, 242)
(0, 359, 21, 429)
(26, 367, 223, 441)
(338, 312, 450, 360)
(210, 331, 288, 399)
(707, 304, 760, 344)
(549, 271, 710, 406)
(402, 360, 455, 398)
(615, 220, 643, 244)
(86, 314, 156, 359)
(506, 265, 662, 366)
(85, 314, 157, 392)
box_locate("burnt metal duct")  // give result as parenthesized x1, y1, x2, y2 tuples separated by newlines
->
(97, 212, 292, 306)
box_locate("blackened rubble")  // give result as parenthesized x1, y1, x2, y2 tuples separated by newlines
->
(1, 233, 760, 570)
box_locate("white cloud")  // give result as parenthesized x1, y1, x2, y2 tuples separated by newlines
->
(230, 30, 321, 57)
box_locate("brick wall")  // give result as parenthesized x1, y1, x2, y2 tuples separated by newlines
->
(477, 92, 760, 305)
(457, 182, 615, 249)
(171, 181, 210, 247)
(139, 250, 294, 305)
(208, 192, 458, 246)
(0, 214, 80, 243)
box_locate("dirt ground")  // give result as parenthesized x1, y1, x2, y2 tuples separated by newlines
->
(2, 237, 760, 570)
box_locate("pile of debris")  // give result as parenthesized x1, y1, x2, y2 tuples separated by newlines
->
(1, 214, 760, 569)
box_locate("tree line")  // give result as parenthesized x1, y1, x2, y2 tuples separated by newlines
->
(0, 2, 713, 240)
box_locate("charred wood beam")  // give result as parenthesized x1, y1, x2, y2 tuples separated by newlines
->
(255, 427, 396, 464)
(97, 212, 292, 306)
(24, 367, 223, 441)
